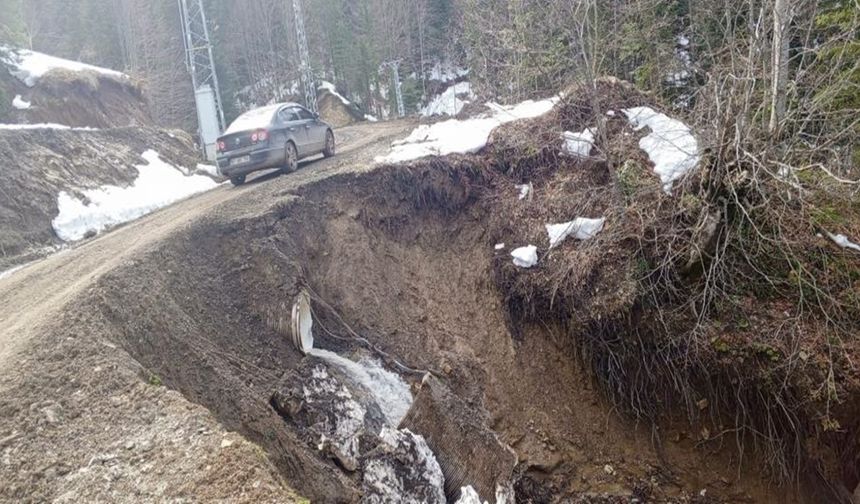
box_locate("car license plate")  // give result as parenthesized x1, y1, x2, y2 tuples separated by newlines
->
(231, 156, 250, 166)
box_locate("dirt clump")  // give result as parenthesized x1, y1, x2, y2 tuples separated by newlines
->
(318, 88, 366, 128)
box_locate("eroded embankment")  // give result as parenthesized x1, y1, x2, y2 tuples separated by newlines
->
(79, 80, 860, 502)
(74, 171, 802, 502)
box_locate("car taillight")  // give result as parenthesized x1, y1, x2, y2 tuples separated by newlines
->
(217, 140, 226, 152)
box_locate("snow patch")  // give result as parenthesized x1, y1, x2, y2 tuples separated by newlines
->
(196, 163, 219, 177)
(561, 128, 595, 158)
(51, 150, 219, 241)
(379, 96, 560, 163)
(515, 183, 532, 200)
(12, 95, 30, 110)
(319, 80, 352, 106)
(421, 82, 476, 117)
(365, 114, 379, 122)
(428, 61, 469, 83)
(0, 264, 26, 281)
(511, 245, 538, 268)
(826, 232, 860, 253)
(494, 243, 505, 251)
(622, 107, 700, 193)
(2, 47, 127, 87)
(546, 217, 605, 249)
(0, 123, 97, 130)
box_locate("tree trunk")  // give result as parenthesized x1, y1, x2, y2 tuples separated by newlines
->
(769, 0, 790, 135)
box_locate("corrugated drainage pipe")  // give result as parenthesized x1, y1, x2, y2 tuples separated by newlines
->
(290, 290, 314, 354)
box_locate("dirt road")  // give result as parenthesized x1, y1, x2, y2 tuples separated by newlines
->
(0, 119, 414, 503)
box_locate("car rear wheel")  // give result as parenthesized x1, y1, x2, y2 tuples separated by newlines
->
(323, 130, 335, 158)
(230, 175, 246, 186)
(282, 141, 298, 173)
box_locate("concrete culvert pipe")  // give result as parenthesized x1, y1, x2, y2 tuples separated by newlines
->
(291, 290, 314, 354)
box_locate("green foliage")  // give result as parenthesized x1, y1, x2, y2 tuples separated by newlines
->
(147, 372, 163, 387)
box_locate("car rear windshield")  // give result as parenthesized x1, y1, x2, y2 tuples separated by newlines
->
(224, 105, 280, 134)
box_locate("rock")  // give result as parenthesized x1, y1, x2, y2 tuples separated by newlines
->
(220, 439, 234, 448)
(603, 464, 616, 476)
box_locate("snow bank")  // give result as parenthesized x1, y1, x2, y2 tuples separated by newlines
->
(622, 107, 700, 193)
(12, 95, 31, 110)
(827, 232, 860, 253)
(2, 47, 127, 87)
(319, 80, 352, 106)
(0, 123, 97, 130)
(379, 96, 560, 163)
(421, 82, 476, 117)
(546, 217, 605, 249)
(52, 150, 219, 241)
(196, 163, 219, 177)
(561, 128, 595, 158)
(511, 245, 538, 268)
(224, 104, 280, 134)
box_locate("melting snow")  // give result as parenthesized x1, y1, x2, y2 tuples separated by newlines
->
(494, 243, 505, 251)
(319, 80, 352, 106)
(196, 163, 219, 177)
(362, 427, 446, 503)
(422, 82, 476, 117)
(2, 47, 127, 87)
(516, 183, 532, 200)
(622, 106, 700, 193)
(428, 61, 470, 83)
(12, 95, 30, 110)
(51, 150, 219, 241)
(827, 232, 860, 253)
(0, 264, 26, 281)
(0, 123, 97, 130)
(511, 245, 538, 268)
(546, 217, 605, 249)
(561, 128, 595, 158)
(379, 96, 560, 163)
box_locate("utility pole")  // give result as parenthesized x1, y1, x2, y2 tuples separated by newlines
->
(178, 0, 225, 160)
(292, 0, 317, 113)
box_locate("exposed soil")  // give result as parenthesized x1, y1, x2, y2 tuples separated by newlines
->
(0, 64, 153, 129)
(0, 120, 413, 503)
(0, 88, 854, 504)
(0, 126, 202, 270)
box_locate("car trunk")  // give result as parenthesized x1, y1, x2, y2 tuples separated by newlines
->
(219, 131, 256, 153)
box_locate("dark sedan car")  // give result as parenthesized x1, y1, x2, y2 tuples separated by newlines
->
(216, 102, 335, 186)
